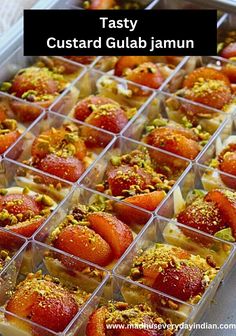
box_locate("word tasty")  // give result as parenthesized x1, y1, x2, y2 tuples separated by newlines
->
(99, 17, 138, 32)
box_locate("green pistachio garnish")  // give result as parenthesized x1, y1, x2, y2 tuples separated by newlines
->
(182, 116, 193, 128)
(110, 156, 121, 166)
(217, 42, 224, 54)
(209, 158, 219, 168)
(36, 195, 54, 207)
(0, 82, 12, 92)
(214, 228, 235, 242)
(21, 90, 37, 99)
(152, 118, 168, 127)
(185, 189, 206, 205)
(0, 189, 7, 196)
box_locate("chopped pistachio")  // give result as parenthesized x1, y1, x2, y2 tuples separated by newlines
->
(152, 118, 167, 127)
(217, 42, 224, 54)
(110, 156, 121, 166)
(162, 166, 171, 174)
(182, 116, 193, 128)
(0, 250, 9, 259)
(210, 158, 219, 168)
(71, 218, 79, 225)
(185, 189, 206, 204)
(196, 125, 202, 131)
(145, 125, 155, 133)
(79, 220, 90, 226)
(2, 119, 17, 131)
(0, 210, 10, 220)
(88, 205, 100, 212)
(0, 129, 10, 134)
(21, 90, 37, 99)
(40, 209, 51, 216)
(0, 82, 12, 92)
(65, 124, 79, 133)
(168, 300, 179, 310)
(42, 195, 54, 207)
(36, 195, 54, 207)
(192, 295, 202, 304)
(10, 215, 18, 225)
(34, 215, 43, 220)
(83, 1, 90, 8)
(16, 213, 23, 221)
(0, 189, 7, 196)
(200, 140, 209, 146)
(64, 132, 79, 143)
(214, 227, 235, 242)
(23, 187, 30, 194)
(63, 143, 76, 156)
(147, 66, 157, 74)
(126, 107, 137, 120)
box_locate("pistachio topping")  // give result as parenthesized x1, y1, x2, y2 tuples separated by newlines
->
(0, 189, 7, 196)
(214, 227, 235, 242)
(218, 30, 236, 54)
(23, 187, 30, 194)
(12, 270, 89, 309)
(100, 149, 175, 196)
(0, 190, 54, 229)
(0, 250, 11, 270)
(189, 78, 227, 97)
(36, 194, 54, 207)
(130, 243, 218, 297)
(1, 119, 17, 131)
(110, 155, 122, 166)
(209, 158, 219, 168)
(145, 115, 210, 153)
(0, 117, 18, 137)
(220, 189, 236, 205)
(182, 116, 193, 128)
(33, 123, 83, 160)
(21, 90, 37, 100)
(0, 82, 12, 92)
(8, 65, 68, 103)
(131, 244, 190, 277)
(185, 189, 206, 205)
(50, 196, 110, 242)
(104, 301, 174, 334)
(152, 118, 168, 127)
